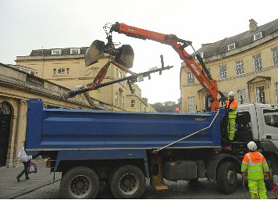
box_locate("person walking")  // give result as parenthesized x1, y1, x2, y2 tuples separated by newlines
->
(15, 141, 32, 182)
(241, 141, 269, 199)
(224, 91, 238, 141)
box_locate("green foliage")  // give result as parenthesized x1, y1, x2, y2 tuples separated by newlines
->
(151, 100, 180, 113)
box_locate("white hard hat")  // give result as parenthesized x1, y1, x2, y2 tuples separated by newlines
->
(228, 91, 235, 97)
(247, 141, 257, 151)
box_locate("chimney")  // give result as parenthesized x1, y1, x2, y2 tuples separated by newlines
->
(249, 19, 258, 32)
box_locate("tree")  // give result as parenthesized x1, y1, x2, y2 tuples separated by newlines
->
(151, 99, 180, 113)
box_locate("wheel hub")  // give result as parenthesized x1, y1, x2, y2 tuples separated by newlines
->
(76, 180, 85, 189)
(119, 173, 139, 195)
(227, 170, 236, 185)
(69, 175, 91, 198)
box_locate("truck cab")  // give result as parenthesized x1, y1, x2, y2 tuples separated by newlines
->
(234, 103, 278, 188)
(236, 103, 278, 149)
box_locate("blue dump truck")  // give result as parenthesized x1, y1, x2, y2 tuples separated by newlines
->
(25, 99, 278, 198)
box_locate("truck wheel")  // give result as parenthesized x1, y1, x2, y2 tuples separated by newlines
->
(110, 165, 146, 199)
(265, 159, 274, 191)
(59, 166, 99, 199)
(217, 161, 238, 194)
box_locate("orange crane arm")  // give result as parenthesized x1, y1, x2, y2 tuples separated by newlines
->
(111, 22, 223, 111)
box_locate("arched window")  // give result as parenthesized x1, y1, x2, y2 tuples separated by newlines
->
(0, 102, 12, 115)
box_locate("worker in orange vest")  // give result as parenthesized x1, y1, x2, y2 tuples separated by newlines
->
(224, 91, 238, 141)
(241, 141, 269, 199)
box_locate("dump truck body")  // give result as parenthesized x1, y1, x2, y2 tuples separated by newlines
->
(26, 99, 225, 151)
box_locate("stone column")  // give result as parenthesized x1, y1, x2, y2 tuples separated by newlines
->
(15, 100, 27, 160)
(7, 99, 26, 167)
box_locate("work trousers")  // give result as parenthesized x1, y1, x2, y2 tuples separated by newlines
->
(248, 179, 267, 199)
(228, 117, 236, 141)
(17, 161, 30, 180)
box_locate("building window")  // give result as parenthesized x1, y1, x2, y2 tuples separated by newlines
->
(116, 68, 119, 78)
(53, 68, 70, 76)
(223, 92, 228, 98)
(187, 72, 194, 85)
(203, 68, 211, 77)
(58, 68, 66, 75)
(219, 65, 227, 80)
(115, 92, 118, 106)
(272, 46, 278, 66)
(256, 86, 265, 103)
(131, 99, 135, 108)
(131, 89, 136, 95)
(253, 54, 262, 72)
(228, 43, 236, 51)
(275, 82, 278, 104)
(237, 89, 246, 105)
(119, 91, 123, 108)
(70, 48, 80, 55)
(236, 60, 244, 76)
(122, 96, 125, 108)
(0, 102, 12, 115)
(254, 32, 263, 41)
(51, 49, 61, 55)
(187, 96, 195, 113)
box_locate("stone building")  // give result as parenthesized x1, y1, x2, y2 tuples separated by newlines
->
(180, 19, 278, 112)
(0, 62, 112, 167)
(15, 47, 155, 112)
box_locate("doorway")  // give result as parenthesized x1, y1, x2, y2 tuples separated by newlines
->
(0, 102, 12, 167)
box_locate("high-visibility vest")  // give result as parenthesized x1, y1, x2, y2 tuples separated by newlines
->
(241, 151, 269, 180)
(225, 100, 238, 119)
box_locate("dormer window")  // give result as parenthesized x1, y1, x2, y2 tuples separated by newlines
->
(195, 52, 204, 60)
(51, 49, 61, 55)
(227, 43, 236, 51)
(70, 48, 80, 55)
(254, 32, 263, 41)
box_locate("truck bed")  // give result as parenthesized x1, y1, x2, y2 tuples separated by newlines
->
(25, 99, 226, 151)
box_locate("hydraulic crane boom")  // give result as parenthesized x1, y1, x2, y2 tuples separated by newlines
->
(111, 22, 225, 111)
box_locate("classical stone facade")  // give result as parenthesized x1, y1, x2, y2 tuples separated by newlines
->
(15, 48, 154, 112)
(180, 19, 278, 112)
(0, 62, 102, 167)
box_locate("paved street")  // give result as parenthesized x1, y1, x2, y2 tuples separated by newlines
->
(0, 161, 276, 199)
(0, 161, 277, 199)
(13, 177, 278, 199)
(0, 161, 61, 199)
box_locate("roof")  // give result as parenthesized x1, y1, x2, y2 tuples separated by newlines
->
(196, 19, 278, 58)
(30, 47, 89, 56)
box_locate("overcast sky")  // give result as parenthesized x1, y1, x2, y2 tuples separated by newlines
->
(1, 0, 278, 103)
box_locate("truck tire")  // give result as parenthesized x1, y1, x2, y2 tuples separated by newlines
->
(59, 166, 99, 199)
(110, 165, 146, 199)
(217, 161, 238, 194)
(265, 159, 274, 191)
